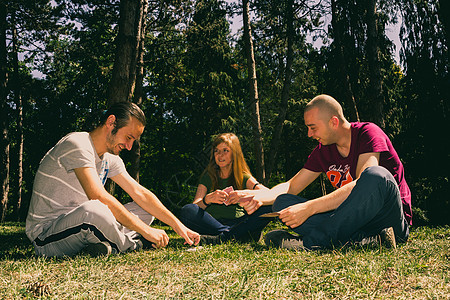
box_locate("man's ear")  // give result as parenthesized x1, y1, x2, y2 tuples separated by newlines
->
(106, 115, 116, 128)
(329, 115, 339, 128)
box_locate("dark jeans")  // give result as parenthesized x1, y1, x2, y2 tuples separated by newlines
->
(179, 203, 274, 242)
(273, 166, 410, 250)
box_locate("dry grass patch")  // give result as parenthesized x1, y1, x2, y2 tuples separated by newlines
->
(1, 223, 449, 299)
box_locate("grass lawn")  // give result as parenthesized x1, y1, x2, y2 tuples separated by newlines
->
(0, 222, 449, 299)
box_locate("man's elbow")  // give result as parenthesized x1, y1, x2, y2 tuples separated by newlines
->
(274, 182, 290, 194)
(86, 189, 112, 203)
(133, 187, 157, 204)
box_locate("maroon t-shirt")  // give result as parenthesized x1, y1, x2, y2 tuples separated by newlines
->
(303, 122, 412, 225)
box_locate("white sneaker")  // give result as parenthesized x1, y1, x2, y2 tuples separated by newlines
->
(264, 229, 305, 251)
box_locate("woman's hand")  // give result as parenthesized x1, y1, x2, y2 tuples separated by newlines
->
(204, 190, 229, 205)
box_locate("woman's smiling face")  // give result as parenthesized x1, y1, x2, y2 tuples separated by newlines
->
(214, 142, 233, 169)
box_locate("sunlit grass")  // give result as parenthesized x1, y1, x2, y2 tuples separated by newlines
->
(1, 222, 449, 299)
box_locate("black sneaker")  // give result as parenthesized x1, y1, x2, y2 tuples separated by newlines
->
(137, 236, 156, 250)
(235, 231, 263, 243)
(380, 227, 397, 249)
(264, 229, 305, 251)
(357, 227, 397, 249)
(200, 234, 223, 245)
(247, 231, 263, 243)
(82, 241, 112, 257)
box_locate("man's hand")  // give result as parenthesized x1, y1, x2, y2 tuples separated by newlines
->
(239, 197, 263, 215)
(279, 202, 313, 228)
(142, 227, 170, 249)
(182, 228, 201, 246)
(224, 191, 261, 214)
(172, 224, 201, 246)
(225, 191, 249, 205)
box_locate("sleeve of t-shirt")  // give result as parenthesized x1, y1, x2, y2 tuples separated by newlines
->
(303, 145, 326, 173)
(104, 153, 126, 178)
(242, 173, 251, 188)
(59, 134, 96, 172)
(357, 123, 390, 154)
(199, 173, 212, 192)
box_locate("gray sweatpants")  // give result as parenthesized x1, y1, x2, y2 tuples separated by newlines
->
(32, 200, 154, 257)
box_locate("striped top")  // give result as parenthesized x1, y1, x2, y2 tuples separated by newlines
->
(25, 132, 125, 241)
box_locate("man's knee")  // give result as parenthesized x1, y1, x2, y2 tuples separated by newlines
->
(361, 166, 395, 183)
(273, 194, 307, 212)
(80, 200, 116, 226)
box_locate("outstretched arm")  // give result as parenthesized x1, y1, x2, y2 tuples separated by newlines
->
(74, 167, 173, 248)
(226, 176, 270, 214)
(112, 171, 200, 246)
(239, 168, 321, 205)
(75, 168, 199, 248)
(279, 152, 381, 228)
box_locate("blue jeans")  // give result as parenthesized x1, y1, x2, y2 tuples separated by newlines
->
(179, 203, 274, 242)
(273, 166, 409, 250)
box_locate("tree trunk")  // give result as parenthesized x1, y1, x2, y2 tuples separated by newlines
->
(105, 0, 147, 194)
(12, 20, 23, 221)
(266, 0, 294, 181)
(366, 0, 385, 128)
(243, 0, 265, 183)
(0, 0, 9, 221)
(438, 0, 450, 62)
(106, 0, 146, 105)
(0, 124, 9, 222)
(128, 0, 148, 183)
(331, 0, 360, 122)
(133, 0, 147, 108)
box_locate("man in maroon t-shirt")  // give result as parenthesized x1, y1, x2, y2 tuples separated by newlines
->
(252, 94, 410, 250)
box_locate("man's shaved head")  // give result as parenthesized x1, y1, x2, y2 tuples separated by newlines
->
(305, 94, 345, 122)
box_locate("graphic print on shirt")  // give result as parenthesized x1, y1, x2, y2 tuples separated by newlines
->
(326, 164, 353, 188)
(99, 160, 109, 185)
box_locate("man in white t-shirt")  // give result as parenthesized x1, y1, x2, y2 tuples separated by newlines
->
(26, 102, 200, 257)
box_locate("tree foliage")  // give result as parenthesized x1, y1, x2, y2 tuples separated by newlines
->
(0, 0, 447, 225)
(398, 0, 449, 225)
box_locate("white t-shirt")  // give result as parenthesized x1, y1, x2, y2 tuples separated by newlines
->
(26, 132, 126, 241)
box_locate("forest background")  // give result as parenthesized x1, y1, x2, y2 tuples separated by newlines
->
(0, 0, 448, 227)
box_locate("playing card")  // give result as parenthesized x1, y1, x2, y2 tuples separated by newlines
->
(185, 246, 204, 252)
(259, 212, 280, 217)
(223, 186, 234, 205)
(222, 186, 234, 194)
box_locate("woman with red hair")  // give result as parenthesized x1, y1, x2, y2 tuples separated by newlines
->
(179, 133, 274, 245)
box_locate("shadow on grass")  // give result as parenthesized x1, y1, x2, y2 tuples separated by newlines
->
(0, 222, 35, 260)
(165, 236, 272, 253)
